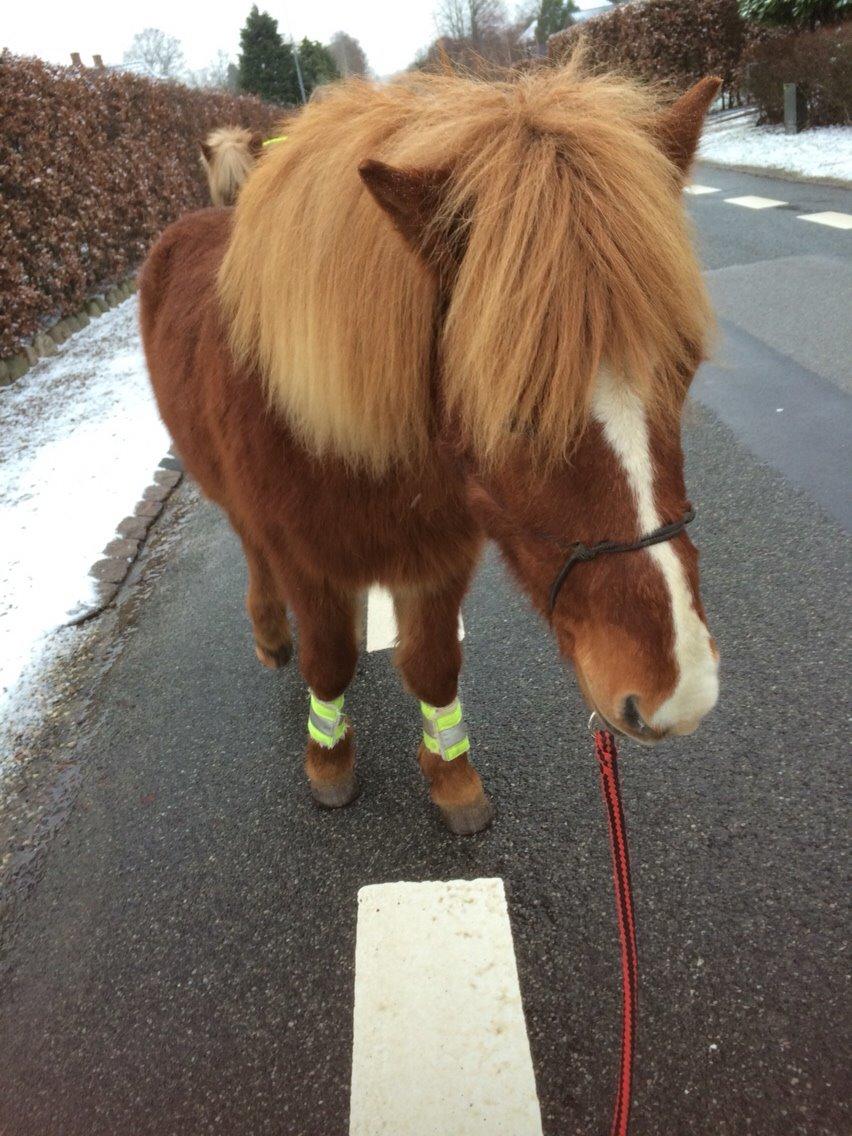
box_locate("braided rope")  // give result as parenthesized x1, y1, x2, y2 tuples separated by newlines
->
(595, 728, 639, 1136)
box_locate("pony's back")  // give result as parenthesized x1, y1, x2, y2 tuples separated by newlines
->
(219, 64, 712, 474)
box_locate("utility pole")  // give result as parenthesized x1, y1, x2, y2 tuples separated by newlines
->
(292, 38, 307, 104)
(280, 3, 307, 104)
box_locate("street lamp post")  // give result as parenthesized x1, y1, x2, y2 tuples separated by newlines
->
(292, 38, 307, 104)
(280, 3, 307, 104)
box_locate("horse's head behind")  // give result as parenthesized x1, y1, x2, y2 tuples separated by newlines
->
(200, 126, 264, 207)
(357, 74, 721, 744)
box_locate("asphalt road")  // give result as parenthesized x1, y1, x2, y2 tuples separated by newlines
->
(0, 164, 849, 1136)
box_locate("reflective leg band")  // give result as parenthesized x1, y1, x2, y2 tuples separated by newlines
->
(308, 691, 346, 748)
(420, 697, 470, 763)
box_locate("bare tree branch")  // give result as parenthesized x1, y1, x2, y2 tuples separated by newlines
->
(328, 31, 370, 77)
(435, 0, 509, 45)
(123, 28, 186, 80)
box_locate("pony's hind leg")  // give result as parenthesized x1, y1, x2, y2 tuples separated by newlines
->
(290, 580, 360, 809)
(238, 531, 293, 669)
(393, 581, 493, 836)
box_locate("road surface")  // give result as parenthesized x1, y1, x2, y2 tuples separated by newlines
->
(0, 164, 849, 1136)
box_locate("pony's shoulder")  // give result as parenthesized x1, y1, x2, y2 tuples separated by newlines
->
(140, 208, 232, 329)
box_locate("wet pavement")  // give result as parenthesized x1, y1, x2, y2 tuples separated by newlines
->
(0, 165, 849, 1135)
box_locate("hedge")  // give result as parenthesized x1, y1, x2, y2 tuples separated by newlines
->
(0, 53, 282, 358)
(550, 0, 747, 102)
(742, 22, 852, 125)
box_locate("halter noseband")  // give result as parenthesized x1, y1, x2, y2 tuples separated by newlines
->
(546, 506, 695, 615)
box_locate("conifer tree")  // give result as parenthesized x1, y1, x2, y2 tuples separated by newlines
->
(237, 6, 298, 103)
(534, 0, 578, 45)
(296, 38, 340, 94)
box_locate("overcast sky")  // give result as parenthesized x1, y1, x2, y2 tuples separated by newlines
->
(3, 1, 602, 79)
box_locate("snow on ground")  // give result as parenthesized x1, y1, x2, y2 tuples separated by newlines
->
(0, 298, 169, 754)
(700, 110, 852, 183)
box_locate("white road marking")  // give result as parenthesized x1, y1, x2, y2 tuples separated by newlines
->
(797, 211, 852, 230)
(724, 195, 786, 210)
(683, 184, 719, 195)
(349, 878, 543, 1136)
(365, 585, 398, 652)
(365, 585, 464, 653)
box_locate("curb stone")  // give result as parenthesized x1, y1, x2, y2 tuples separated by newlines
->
(0, 271, 139, 389)
(33, 332, 57, 358)
(698, 156, 852, 191)
(5, 355, 28, 384)
(65, 449, 184, 626)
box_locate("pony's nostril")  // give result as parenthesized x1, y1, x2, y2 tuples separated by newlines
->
(622, 695, 646, 733)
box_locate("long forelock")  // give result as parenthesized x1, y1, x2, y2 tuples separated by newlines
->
(218, 63, 712, 474)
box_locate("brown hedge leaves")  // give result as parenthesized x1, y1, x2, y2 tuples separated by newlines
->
(550, 0, 746, 101)
(0, 52, 282, 356)
(743, 23, 851, 127)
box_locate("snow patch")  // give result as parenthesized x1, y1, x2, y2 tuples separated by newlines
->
(700, 112, 852, 183)
(0, 298, 169, 752)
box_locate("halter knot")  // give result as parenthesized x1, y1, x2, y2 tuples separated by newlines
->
(548, 506, 696, 616)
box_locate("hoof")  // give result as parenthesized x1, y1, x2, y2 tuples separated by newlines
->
(310, 769, 359, 809)
(255, 640, 293, 669)
(438, 791, 494, 836)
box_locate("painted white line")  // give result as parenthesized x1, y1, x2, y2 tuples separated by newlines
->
(350, 878, 543, 1136)
(365, 585, 465, 653)
(683, 184, 720, 195)
(724, 195, 786, 210)
(365, 585, 398, 652)
(797, 211, 852, 231)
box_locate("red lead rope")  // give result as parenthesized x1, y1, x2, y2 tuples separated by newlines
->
(594, 727, 639, 1136)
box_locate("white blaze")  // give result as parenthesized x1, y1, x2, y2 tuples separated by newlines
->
(591, 371, 719, 731)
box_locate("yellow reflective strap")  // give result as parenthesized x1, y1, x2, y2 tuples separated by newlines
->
(422, 732, 440, 754)
(420, 700, 460, 725)
(437, 704, 462, 731)
(420, 698, 470, 762)
(263, 135, 288, 147)
(422, 729, 471, 761)
(444, 737, 470, 761)
(308, 691, 346, 747)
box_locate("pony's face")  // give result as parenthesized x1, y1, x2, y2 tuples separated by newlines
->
(468, 370, 718, 745)
(358, 76, 723, 743)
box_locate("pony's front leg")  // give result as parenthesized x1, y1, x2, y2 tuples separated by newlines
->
(233, 525, 293, 669)
(393, 583, 493, 835)
(247, 558, 293, 670)
(292, 582, 359, 809)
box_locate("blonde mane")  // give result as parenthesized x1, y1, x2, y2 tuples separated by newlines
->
(202, 126, 259, 207)
(219, 62, 712, 473)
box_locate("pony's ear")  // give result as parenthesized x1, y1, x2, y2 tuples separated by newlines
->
(358, 159, 448, 253)
(655, 77, 722, 178)
(200, 141, 213, 164)
(249, 131, 264, 158)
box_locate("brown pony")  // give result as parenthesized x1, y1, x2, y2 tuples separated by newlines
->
(142, 64, 721, 834)
(200, 126, 264, 207)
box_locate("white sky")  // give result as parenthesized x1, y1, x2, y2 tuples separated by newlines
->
(2, 0, 603, 79)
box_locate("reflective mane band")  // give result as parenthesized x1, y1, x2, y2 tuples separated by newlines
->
(420, 698, 470, 763)
(308, 691, 346, 748)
